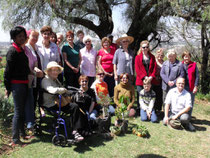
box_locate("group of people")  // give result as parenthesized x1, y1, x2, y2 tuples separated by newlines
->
(4, 25, 199, 146)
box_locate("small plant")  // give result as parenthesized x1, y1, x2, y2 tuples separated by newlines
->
(97, 92, 112, 118)
(115, 95, 130, 120)
(132, 124, 149, 137)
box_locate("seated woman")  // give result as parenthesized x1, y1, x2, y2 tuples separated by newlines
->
(114, 73, 136, 117)
(41, 61, 87, 142)
(76, 75, 96, 136)
(91, 69, 115, 120)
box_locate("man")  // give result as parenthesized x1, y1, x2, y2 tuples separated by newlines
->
(163, 77, 195, 131)
(75, 30, 85, 50)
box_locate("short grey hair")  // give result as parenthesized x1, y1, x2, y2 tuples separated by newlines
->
(167, 49, 176, 58)
(83, 35, 92, 43)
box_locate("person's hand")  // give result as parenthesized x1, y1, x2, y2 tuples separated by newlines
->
(37, 71, 44, 78)
(148, 76, 153, 82)
(171, 114, 179, 120)
(73, 67, 79, 73)
(146, 110, 151, 119)
(114, 74, 118, 81)
(4, 89, 10, 99)
(193, 86, 198, 94)
(127, 106, 131, 111)
(163, 116, 169, 125)
(168, 81, 174, 87)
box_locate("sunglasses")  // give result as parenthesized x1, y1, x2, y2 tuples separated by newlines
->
(98, 73, 104, 76)
(142, 46, 149, 49)
(85, 40, 91, 43)
(122, 40, 129, 43)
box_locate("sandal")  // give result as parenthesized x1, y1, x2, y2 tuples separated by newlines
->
(73, 132, 84, 142)
(9, 141, 28, 148)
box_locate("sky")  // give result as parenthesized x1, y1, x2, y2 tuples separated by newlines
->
(0, 5, 126, 42)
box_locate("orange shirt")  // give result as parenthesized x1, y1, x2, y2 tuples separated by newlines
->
(95, 81, 109, 98)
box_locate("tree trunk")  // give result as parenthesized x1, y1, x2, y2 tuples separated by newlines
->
(200, 23, 210, 94)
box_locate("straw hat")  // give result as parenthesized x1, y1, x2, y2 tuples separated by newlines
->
(45, 61, 63, 75)
(116, 34, 134, 45)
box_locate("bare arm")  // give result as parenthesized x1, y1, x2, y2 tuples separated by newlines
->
(113, 64, 118, 80)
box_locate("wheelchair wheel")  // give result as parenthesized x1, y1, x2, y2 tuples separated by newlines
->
(52, 134, 66, 147)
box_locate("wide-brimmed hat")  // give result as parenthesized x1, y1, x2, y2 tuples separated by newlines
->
(45, 61, 63, 75)
(116, 34, 134, 45)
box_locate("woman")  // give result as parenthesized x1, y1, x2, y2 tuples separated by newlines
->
(38, 26, 60, 70)
(41, 61, 87, 141)
(27, 30, 45, 117)
(160, 49, 181, 107)
(113, 34, 134, 84)
(97, 37, 115, 97)
(114, 73, 136, 117)
(153, 49, 164, 113)
(77, 75, 96, 135)
(135, 40, 157, 112)
(62, 30, 81, 88)
(180, 51, 199, 117)
(80, 35, 97, 87)
(50, 32, 57, 44)
(4, 26, 31, 146)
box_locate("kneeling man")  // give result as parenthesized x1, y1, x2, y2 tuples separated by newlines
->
(163, 77, 195, 131)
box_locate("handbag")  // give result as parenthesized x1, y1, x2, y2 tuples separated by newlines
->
(55, 94, 71, 107)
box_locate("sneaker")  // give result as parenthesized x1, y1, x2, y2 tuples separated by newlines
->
(188, 122, 196, 131)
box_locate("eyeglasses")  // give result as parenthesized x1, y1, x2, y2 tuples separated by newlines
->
(98, 73, 104, 76)
(85, 40, 91, 43)
(122, 40, 129, 43)
(142, 46, 149, 49)
(122, 77, 128, 80)
(177, 83, 184, 85)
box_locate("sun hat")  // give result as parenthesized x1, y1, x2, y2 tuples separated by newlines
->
(168, 119, 181, 129)
(116, 34, 134, 45)
(45, 61, 63, 75)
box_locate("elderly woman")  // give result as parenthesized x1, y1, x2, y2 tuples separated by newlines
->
(113, 34, 134, 84)
(41, 61, 88, 141)
(153, 49, 164, 113)
(135, 40, 157, 113)
(38, 26, 60, 70)
(114, 73, 136, 117)
(160, 49, 181, 107)
(180, 51, 199, 118)
(62, 30, 81, 88)
(4, 26, 31, 146)
(80, 35, 97, 87)
(97, 37, 115, 97)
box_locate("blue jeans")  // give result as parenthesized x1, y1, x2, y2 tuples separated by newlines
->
(136, 86, 143, 110)
(25, 88, 35, 129)
(188, 92, 195, 117)
(89, 105, 115, 120)
(140, 109, 157, 123)
(11, 83, 28, 143)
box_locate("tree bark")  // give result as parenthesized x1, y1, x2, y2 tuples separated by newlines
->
(200, 22, 210, 94)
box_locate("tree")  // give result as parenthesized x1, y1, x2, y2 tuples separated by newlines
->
(170, 0, 210, 94)
(0, 0, 173, 51)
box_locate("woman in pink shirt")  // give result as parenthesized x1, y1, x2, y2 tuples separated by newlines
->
(97, 37, 115, 97)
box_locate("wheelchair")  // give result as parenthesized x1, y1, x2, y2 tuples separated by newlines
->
(35, 89, 77, 147)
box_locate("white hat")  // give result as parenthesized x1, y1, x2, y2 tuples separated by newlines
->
(45, 61, 63, 75)
(116, 34, 134, 45)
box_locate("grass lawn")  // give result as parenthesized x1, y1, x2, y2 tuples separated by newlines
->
(1, 100, 210, 158)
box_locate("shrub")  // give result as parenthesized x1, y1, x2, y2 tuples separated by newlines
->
(0, 87, 14, 123)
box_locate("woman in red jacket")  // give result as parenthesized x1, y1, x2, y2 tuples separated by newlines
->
(135, 40, 157, 114)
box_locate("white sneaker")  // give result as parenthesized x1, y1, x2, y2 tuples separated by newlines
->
(188, 122, 196, 131)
